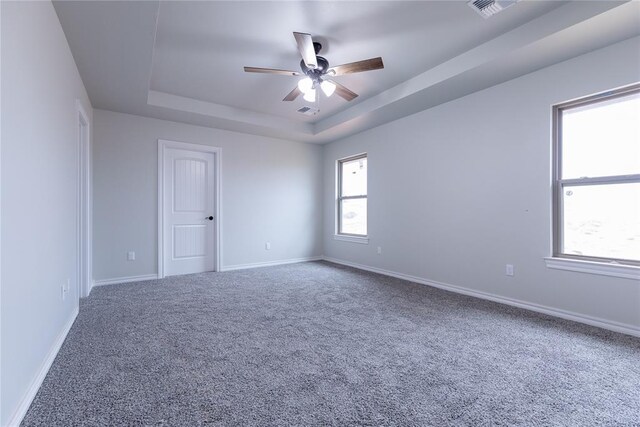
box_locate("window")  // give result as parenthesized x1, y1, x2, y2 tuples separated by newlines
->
(553, 84, 640, 265)
(337, 154, 367, 237)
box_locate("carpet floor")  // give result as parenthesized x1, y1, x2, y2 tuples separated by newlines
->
(21, 261, 640, 426)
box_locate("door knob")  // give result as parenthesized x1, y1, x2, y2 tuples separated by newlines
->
(206, 216, 214, 221)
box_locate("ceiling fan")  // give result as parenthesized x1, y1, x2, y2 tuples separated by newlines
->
(244, 32, 384, 104)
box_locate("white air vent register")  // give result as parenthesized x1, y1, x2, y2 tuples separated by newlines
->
(468, 0, 521, 18)
(297, 106, 319, 116)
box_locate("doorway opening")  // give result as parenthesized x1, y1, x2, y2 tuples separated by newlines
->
(76, 100, 91, 297)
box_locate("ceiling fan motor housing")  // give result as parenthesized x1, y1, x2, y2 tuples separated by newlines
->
(300, 56, 329, 81)
(299, 41, 328, 81)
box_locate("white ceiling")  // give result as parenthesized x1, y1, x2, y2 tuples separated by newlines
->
(150, 1, 563, 121)
(53, 1, 640, 143)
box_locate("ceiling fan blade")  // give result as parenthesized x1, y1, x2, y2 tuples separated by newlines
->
(293, 32, 317, 69)
(244, 67, 300, 76)
(328, 57, 384, 76)
(283, 86, 303, 102)
(331, 80, 358, 101)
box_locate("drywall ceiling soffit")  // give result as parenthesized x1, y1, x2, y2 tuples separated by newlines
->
(53, 1, 639, 144)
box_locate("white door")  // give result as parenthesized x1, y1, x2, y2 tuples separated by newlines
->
(163, 148, 216, 276)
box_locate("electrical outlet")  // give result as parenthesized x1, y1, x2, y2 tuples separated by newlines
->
(265, 242, 271, 250)
(377, 246, 382, 255)
(506, 264, 514, 277)
(127, 251, 135, 261)
(61, 278, 71, 300)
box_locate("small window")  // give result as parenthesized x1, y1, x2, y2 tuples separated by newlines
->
(337, 154, 367, 237)
(553, 84, 640, 265)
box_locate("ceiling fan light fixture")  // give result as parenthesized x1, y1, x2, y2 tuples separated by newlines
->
(321, 80, 336, 97)
(297, 77, 313, 94)
(303, 88, 316, 103)
(245, 32, 383, 104)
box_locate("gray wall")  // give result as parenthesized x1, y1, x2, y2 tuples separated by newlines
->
(93, 110, 323, 280)
(0, 2, 93, 424)
(323, 36, 640, 331)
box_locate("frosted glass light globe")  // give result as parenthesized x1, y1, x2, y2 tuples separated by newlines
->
(321, 80, 336, 97)
(303, 88, 316, 102)
(297, 77, 313, 94)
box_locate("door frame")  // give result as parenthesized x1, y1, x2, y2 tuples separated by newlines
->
(76, 100, 92, 298)
(158, 139, 222, 278)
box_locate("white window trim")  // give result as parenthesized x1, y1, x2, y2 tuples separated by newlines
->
(544, 257, 640, 280)
(334, 234, 369, 244)
(551, 83, 640, 267)
(336, 153, 368, 239)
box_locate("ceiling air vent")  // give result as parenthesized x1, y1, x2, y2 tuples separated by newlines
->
(468, 0, 520, 18)
(297, 106, 319, 116)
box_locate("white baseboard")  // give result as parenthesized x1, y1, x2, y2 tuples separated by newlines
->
(221, 256, 323, 272)
(92, 273, 158, 287)
(6, 307, 79, 427)
(322, 256, 640, 338)
(92, 257, 324, 285)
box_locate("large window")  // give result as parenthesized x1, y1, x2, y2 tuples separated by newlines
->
(337, 154, 367, 237)
(553, 84, 640, 265)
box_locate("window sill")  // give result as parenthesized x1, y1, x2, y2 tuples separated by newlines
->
(334, 235, 369, 244)
(544, 257, 640, 280)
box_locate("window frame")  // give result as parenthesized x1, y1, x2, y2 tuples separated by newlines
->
(552, 83, 640, 266)
(336, 153, 368, 239)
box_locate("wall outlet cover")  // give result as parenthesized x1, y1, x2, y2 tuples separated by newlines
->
(506, 264, 514, 276)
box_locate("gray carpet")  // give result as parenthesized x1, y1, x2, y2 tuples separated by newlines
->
(22, 261, 640, 426)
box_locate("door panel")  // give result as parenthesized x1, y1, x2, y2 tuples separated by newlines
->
(164, 148, 216, 276)
(173, 225, 207, 258)
(174, 158, 207, 212)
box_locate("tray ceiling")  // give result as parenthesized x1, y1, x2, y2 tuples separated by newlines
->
(53, 1, 639, 143)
